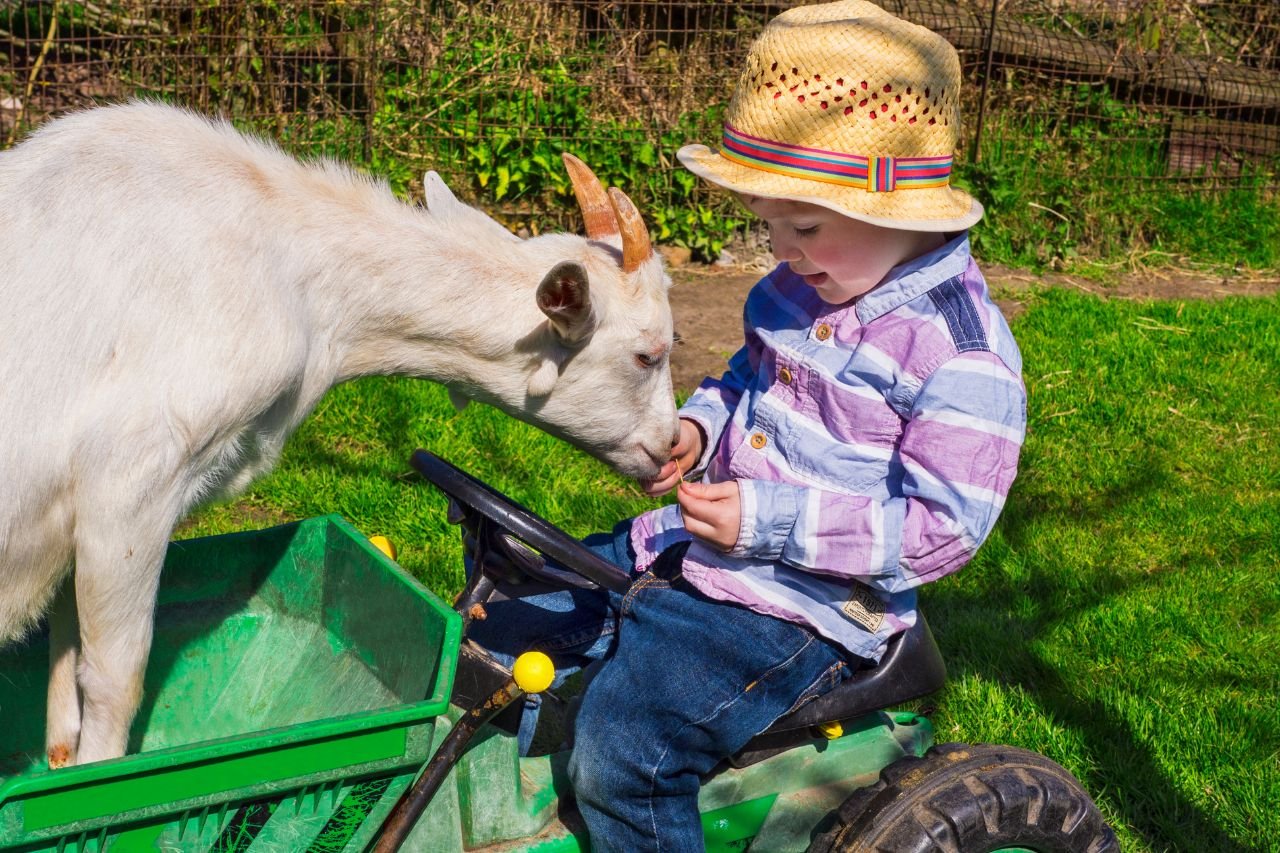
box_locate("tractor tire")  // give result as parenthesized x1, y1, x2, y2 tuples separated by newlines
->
(809, 742, 1119, 852)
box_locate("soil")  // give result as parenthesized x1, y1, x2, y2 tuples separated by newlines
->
(664, 255, 1280, 393)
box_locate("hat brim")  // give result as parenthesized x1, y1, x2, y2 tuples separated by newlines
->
(678, 143, 983, 233)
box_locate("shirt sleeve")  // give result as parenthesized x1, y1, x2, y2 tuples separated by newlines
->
(675, 314, 763, 476)
(732, 351, 1027, 593)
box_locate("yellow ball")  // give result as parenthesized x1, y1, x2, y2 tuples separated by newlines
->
(512, 651, 556, 694)
(369, 535, 397, 560)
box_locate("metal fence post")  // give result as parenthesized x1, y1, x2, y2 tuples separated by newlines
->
(969, 0, 1000, 165)
(365, 0, 382, 163)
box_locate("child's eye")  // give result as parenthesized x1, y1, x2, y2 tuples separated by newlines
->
(794, 225, 820, 237)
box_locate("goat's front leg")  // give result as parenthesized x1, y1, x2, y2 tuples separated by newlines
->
(46, 576, 82, 769)
(63, 515, 171, 765)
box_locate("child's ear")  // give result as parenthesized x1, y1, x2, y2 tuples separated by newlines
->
(731, 193, 758, 217)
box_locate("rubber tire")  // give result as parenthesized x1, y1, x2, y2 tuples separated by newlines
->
(809, 742, 1119, 853)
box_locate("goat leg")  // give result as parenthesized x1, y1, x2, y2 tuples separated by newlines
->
(45, 576, 82, 769)
(63, 513, 170, 765)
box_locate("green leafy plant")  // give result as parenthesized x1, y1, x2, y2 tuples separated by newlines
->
(4, 1, 1274, 271)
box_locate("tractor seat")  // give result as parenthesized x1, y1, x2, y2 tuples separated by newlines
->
(725, 613, 946, 768)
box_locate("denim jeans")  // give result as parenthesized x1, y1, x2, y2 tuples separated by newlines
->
(466, 521, 853, 852)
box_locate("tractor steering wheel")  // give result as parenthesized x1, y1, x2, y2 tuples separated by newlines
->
(410, 449, 632, 594)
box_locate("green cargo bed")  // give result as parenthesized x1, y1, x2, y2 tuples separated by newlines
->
(0, 515, 461, 851)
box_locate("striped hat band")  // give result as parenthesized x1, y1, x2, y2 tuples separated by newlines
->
(719, 123, 952, 193)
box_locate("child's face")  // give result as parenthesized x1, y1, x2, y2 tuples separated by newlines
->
(741, 196, 945, 305)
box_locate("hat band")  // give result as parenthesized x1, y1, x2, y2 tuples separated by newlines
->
(719, 123, 952, 193)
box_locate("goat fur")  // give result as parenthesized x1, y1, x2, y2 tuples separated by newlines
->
(0, 101, 677, 766)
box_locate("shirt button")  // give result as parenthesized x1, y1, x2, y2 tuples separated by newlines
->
(750, 432, 767, 449)
(778, 367, 793, 385)
(815, 324, 833, 341)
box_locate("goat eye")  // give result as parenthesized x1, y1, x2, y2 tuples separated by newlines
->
(636, 353, 657, 368)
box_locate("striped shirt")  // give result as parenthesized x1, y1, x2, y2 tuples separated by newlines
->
(630, 234, 1026, 661)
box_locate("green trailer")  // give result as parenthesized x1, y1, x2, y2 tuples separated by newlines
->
(0, 452, 1115, 852)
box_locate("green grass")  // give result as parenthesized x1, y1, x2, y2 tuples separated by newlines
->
(958, 96, 1280, 273)
(182, 289, 1279, 851)
(930, 290, 1279, 850)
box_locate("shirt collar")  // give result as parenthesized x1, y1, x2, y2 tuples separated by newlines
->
(855, 233, 972, 325)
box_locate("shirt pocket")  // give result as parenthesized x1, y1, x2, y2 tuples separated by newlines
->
(778, 399, 902, 494)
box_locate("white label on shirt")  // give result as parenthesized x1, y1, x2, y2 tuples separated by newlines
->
(842, 583, 886, 632)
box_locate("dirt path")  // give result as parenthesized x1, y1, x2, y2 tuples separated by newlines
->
(666, 260, 1280, 393)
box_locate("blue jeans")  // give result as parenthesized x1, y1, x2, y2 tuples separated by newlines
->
(466, 521, 854, 852)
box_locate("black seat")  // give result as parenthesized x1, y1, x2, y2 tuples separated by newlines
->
(725, 613, 946, 768)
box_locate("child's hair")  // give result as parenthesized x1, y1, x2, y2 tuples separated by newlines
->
(679, 0, 980, 233)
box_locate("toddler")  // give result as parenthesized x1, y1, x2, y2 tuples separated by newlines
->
(470, 2, 1027, 849)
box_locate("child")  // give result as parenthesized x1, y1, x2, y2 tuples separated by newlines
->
(468, 2, 1026, 849)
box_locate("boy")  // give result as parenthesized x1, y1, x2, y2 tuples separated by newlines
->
(470, 2, 1026, 849)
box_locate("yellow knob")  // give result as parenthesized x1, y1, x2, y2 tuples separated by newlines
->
(513, 651, 556, 694)
(369, 536, 397, 560)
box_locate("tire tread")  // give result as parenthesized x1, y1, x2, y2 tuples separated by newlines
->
(809, 742, 1118, 853)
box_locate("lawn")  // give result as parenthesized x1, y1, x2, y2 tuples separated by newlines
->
(183, 288, 1280, 852)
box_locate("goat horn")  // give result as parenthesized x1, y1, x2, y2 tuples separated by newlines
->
(562, 152, 617, 240)
(608, 187, 652, 273)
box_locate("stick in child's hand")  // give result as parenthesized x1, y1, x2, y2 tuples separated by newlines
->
(675, 456, 685, 485)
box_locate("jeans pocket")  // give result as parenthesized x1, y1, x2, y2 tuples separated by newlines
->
(781, 656, 851, 717)
(619, 571, 669, 618)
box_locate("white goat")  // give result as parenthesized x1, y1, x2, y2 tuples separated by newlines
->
(0, 101, 677, 768)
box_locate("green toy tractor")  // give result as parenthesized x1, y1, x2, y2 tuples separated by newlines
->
(0, 450, 1117, 852)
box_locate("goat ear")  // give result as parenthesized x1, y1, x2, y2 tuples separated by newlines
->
(536, 261, 595, 343)
(423, 171, 460, 212)
(425, 170, 521, 244)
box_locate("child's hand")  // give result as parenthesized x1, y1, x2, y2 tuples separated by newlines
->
(641, 419, 705, 497)
(676, 480, 741, 551)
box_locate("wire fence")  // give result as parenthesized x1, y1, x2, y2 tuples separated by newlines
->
(2, 1, 1277, 243)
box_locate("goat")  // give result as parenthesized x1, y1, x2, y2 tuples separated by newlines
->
(0, 101, 678, 767)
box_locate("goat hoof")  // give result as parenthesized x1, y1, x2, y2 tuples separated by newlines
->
(47, 744, 73, 769)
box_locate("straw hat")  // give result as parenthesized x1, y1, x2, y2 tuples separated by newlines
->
(678, 0, 982, 232)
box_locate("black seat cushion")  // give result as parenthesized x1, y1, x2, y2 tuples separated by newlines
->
(723, 613, 946, 769)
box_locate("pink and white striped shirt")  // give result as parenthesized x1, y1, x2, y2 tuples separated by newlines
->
(630, 235, 1026, 661)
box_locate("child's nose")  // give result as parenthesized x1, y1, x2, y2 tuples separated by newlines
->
(771, 239, 800, 263)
